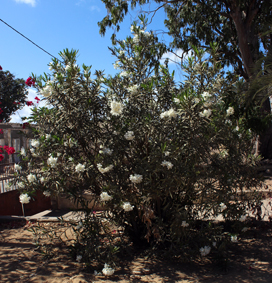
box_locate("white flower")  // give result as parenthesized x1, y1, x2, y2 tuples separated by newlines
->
(120, 71, 129, 77)
(14, 164, 22, 171)
(110, 101, 123, 116)
(113, 62, 120, 69)
(200, 109, 212, 118)
(19, 193, 31, 204)
(102, 263, 115, 276)
(160, 108, 178, 119)
(199, 246, 211, 256)
(43, 191, 51, 197)
(122, 202, 134, 212)
(20, 147, 26, 156)
(40, 177, 45, 183)
(212, 242, 217, 247)
(181, 221, 189, 227)
(124, 131, 135, 141)
(40, 85, 52, 97)
(226, 106, 234, 116)
(240, 215, 247, 222)
(235, 126, 239, 131)
(45, 134, 51, 139)
(76, 255, 82, 262)
(164, 151, 170, 156)
(27, 174, 36, 183)
(97, 164, 114, 174)
(194, 98, 200, 104)
(31, 139, 40, 148)
(161, 161, 173, 170)
(100, 192, 112, 202)
(129, 174, 143, 184)
(201, 91, 212, 101)
(133, 34, 139, 44)
(18, 182, 25, 189)
(130, 25, 134, 32)
(75, 163, 85, 172)
(128, 85, 139, 94)
(174, 98, 180, 103)
(231, 235, 238, 243)
(65, 63, 72, 71)
(47, 156, 58, 167)
(220, 203, 227, 211)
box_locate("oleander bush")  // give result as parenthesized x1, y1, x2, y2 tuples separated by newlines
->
(14, 21, 264, 268)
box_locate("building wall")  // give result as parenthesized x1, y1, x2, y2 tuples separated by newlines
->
(0, 123, 32, 164)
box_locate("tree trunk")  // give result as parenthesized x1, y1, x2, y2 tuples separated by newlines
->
(259, 97, 272, 159)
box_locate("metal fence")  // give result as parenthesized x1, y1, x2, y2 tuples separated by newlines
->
(0, 163, 17, 194)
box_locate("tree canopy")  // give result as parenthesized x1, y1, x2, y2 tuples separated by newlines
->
(0, 69, 28, 122)
(98, 0, 272, 81)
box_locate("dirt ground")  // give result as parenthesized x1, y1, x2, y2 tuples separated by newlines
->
(0, 219, 272, 283)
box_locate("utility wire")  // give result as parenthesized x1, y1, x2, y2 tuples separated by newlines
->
(0, 18, 61, 62)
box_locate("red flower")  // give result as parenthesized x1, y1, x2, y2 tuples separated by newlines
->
(0, 129, 3, 134)
(0, 108, 3, 114)
(0, 66, 2, 71)
(0, 154, 4, 161)
(34, 96, 40, 102)
(13, 102, 20, 105)
(26, 101, 33, 106)
(25, 77, 35, 87)
(22, 122, 30, 129)
(3, 146, 15, 155)
(7, 147, 15, 155)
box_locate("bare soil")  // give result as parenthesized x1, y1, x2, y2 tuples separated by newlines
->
(0, 219, 272, 283)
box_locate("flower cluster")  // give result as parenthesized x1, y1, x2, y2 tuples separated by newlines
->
(100, 192, 112, 201)
(97, 164, 114, 174)
(199, 246, 211, 256)
(47, 156, 58, 167)
(75, 163, 85, 172)
(102, 263, 115, 276)
(25, 77, 35, 87)
(19, 193, 30, 204)
(160, 108, 178, 119)
(124, 131, 135, 140)
(110, 100, 123, 116)
(122, 202, 134, 212)
(129, 174, 143, 184)
(161, 161, 173, 169)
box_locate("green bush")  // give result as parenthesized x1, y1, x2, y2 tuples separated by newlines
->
(15, 22, 263, 267)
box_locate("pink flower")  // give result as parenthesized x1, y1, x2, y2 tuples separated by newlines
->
(0, 129, 3, 134)
(0, 154, 3, 161)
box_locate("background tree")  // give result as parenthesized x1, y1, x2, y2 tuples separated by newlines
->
(98, 0, 272, 158)
(0, 68, 28, 122)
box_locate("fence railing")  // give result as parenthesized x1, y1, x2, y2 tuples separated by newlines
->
(0, 163, 17, 194)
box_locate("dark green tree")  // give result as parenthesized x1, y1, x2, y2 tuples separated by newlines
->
(0, 69, 28, 122)
(98, 0, 272, 158)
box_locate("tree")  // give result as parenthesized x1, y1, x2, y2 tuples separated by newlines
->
(98, 0, 272, 158)
(0, 68, 28, 122)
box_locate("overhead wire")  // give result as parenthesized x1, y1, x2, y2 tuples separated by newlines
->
(0, 18, 61, 63)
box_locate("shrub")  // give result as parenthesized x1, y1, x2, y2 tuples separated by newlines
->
(15, 22, 263, 266)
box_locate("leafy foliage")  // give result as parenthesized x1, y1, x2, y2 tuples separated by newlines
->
(0, 69, 28, 122)
(15, 24, 263, 266)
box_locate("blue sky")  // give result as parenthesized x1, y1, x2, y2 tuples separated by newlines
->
(1, 0, 184, 122)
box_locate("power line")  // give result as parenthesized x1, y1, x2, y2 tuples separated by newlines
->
(0, 18, 61, 62)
